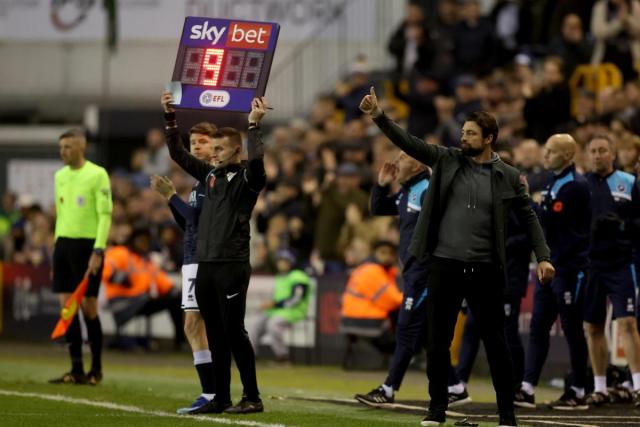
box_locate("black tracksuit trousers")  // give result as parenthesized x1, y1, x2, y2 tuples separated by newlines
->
(426, 256, 515, 415)
(195, 261, 259, 403)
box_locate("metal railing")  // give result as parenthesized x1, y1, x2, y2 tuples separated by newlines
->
(264, 0, 403, 120)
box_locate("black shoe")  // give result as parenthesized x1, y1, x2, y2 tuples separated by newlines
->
(549, 389, 588, 410)
(513, 389, 535, 408)
(420, 409, 445, 426)
(610, 386, 633, 404)
(633, 390, 640, 408)
(355, 386, 394, 407)
(498, 412, 517, 426)
(48, 372, 87, 385)
(447, 389, 472, 407)
(188, 399, 232, 414)
(224, 397, 264, 414)
(585, 391, 609, 407)
(87, 370, 102, 386)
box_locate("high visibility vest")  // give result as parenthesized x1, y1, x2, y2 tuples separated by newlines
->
(341, 262, 402, 320)
(102, 246, 174, 300)
(267, 269, 312, 323)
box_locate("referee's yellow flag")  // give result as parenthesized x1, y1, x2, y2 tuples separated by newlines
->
(51, 276, 89, 340)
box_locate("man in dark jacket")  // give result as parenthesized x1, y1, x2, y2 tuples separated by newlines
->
(161, 92, 267, 414)
(360, 87, 554, 427)
(448, 149, 532, 407)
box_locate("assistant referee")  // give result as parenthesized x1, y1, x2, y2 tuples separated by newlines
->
(50, 129, 112, 385)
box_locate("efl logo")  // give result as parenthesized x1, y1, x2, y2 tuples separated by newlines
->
(226, 22, 271, 50)
(199, 90, 230, 108)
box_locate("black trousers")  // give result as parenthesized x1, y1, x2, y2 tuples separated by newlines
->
(455, 294, 524, 386)
(426, 257, 514, 415)
(195, 261, 259, 403)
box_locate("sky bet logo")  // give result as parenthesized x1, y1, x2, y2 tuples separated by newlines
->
(189, 21, 271, 50)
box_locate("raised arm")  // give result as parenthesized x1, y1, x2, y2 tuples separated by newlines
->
(161, 91, 213, 183)
(370, 162, 400, 215)
(360, 86, 448, 166)
(244, 97, 267, 193)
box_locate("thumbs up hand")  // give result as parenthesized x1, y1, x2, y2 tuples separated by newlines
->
(359, 86, 383, 118)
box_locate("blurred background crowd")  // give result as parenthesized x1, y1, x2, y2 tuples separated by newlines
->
(2, 0, 640, 281)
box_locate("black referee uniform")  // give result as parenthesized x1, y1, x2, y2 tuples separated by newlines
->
(164, 113, 265, 410)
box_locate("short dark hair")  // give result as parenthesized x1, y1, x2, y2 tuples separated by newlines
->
(189, 122, 217, 137)
(59, 128, 86, 141)
(587, 133, 614, 149)
(212, 127, 242, 147)
(465, 111, 499, 146)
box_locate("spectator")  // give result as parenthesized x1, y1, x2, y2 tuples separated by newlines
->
(591, 0, 640, 81)
(249, 249, 312, 362)
(454, 75, 483, 125)
(387, 3, 434, 77)
(129, 148, 150, 190)
(491, 0, 521, 65)
(393, 69, 440, 139)
(453, 0, 496, 77)
(335, 55, 375, 122)
(428, 0, 459, 79)
(550, 13, 594, 80)
(523, 56, 573, 142)
(142, 128, 171, 177)
(433, 96, 460, 147)
(514, 138, 552, 197)
(311, 163, 369, 274)
(617, 133, 640, 174)
(102, 226, 183, 349)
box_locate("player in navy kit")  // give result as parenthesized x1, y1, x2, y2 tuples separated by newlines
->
(583, 135, 640, 407)
(354, 151, 432, 406)
(515, 134, 590, 410)
(150, 121, 217, 414)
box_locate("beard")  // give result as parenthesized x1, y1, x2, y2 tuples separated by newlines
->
(461, 144, 484, 157)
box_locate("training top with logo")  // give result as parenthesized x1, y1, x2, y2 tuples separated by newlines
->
(54, 160, 112, 249)
(168, 181, 206, 265)
(165, 120, 266, 262)
(538, 163, 591, 273)
(370, 170, 430, 265)
(586, 169, 640, 270)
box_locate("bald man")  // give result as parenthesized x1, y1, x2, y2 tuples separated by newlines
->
(515, 134, 591, 410)
(50, 128, 112, 385)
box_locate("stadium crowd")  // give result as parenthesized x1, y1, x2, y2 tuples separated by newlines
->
(1, 0, 640, 298)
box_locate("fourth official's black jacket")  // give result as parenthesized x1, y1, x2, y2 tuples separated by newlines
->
(372, 113, 550, 289)
(165, 122, 265, 263)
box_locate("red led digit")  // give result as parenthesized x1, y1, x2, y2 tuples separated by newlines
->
(199, 48, 225, 86)
(221, 50, 245, 87)
(181, 47, 204, 84)
(240, 51, 264, 89)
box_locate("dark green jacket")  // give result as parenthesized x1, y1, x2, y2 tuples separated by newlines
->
(373, 114, 550, 288)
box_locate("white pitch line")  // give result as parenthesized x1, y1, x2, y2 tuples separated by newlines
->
(0, 389, 288, 427)
(523, 420, 598, 427)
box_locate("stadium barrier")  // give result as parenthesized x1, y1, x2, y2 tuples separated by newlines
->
(0, 261, 584, 375)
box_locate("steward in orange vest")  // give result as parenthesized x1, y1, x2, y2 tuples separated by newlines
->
(341, 240, 402, 338)
(102, 226, 183, 348)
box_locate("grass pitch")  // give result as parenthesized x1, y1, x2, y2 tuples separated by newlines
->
(0, 342, 561, 426)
